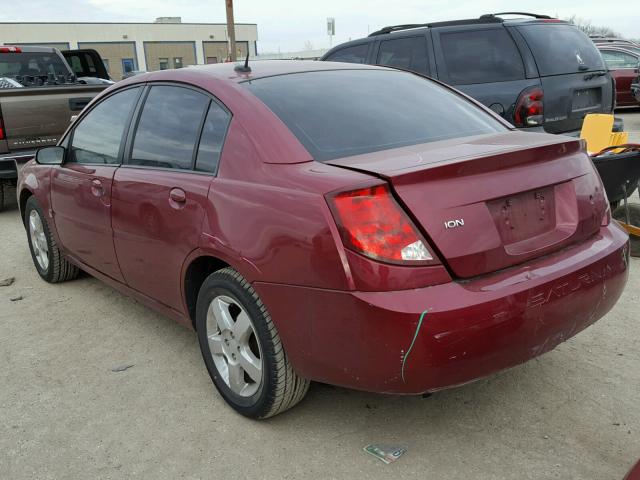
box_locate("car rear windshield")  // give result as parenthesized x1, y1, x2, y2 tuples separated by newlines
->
(516, 24, 606, 75)
(0, 52, 71, 79)
(244, 70, 506, 161)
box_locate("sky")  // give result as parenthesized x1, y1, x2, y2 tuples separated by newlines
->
(1, 0, 638, 53)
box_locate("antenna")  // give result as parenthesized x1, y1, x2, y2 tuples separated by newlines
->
(234, 52, 251, 73)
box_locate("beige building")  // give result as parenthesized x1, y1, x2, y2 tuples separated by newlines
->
(0, 18, 258, 80)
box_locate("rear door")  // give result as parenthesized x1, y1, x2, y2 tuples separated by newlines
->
(50, 86, 142, 281)
(599, 49, 640, 106)
(112, 84, 231, 311)
(432, 25, 538, 121)
(515, 23, 614, 133)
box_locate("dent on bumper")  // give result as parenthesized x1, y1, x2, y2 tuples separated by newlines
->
(255, 223, 630, 394)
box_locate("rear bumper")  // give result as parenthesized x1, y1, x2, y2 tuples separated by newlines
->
(255, 223, 630, 394)
(0, 150, 36, 180)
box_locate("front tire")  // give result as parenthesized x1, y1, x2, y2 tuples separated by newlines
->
(196, 268, 309, 419)
(25, 196, 79, 283)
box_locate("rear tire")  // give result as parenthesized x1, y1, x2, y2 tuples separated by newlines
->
(0, 182, 5, 212)
(196, 267, 309, 419)
(25, 196, 79, 283)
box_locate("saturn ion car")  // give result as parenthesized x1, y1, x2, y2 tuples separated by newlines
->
(17, 61, 629, 418)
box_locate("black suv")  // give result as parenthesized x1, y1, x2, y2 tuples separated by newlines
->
(321, 13, 615, 135)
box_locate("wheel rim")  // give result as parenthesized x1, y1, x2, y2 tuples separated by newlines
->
(28, 210, 49, 271)
(206, 295, 263, 397)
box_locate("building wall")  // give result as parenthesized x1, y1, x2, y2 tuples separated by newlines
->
(13, 42, 70, 51)
(77, 42, 137, 80)
(144, 41, 197, 71)
(0, 22, 258, 79)
(203, 41, 249, 63)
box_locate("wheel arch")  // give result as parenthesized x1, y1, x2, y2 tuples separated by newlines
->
(183, 254, 231, 329)
(19, 187, 34, 223)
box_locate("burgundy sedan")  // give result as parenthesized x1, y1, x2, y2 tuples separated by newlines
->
(18, 61, 629, 418)
(599, 46, 640, 106)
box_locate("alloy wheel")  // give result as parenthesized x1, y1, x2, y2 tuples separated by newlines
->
(29, 209, 49, 271)
(206, 295, 263, 397)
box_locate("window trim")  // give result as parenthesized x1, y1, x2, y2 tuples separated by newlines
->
(121, 81, 233, 176)
(64, 85, 144, 167)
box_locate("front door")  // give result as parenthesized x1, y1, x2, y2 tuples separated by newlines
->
(111, 84, 231, 311)
(50, 86, 142, 282)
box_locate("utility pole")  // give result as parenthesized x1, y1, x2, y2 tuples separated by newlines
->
(225, 0, 237, 61)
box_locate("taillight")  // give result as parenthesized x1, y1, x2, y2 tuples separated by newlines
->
(514, 86, 544, 127)
(327, 184, 437, 265)
(0, 46, 21, 53)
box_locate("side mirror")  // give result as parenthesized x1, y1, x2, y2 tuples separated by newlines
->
(35, 146, 65, 165)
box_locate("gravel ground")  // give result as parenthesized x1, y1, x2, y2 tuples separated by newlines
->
(1, 113, 639, 479)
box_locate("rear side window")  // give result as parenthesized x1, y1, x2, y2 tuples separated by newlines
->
(195, 102, 232, 174)
(69, 87, 141, 165)
(325, 44, 369, 64)
(600, 50, 639, 69)
(130, 85, 208, 170)
(377, 36, 429, 75)
(439, 29, 525, 85)
(245, 70, 506, 161)
(517, 24, 605, 75)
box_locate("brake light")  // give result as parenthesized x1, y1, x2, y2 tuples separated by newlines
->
(0, 46, 21, 53)
(514, 86, 544, 127)
(327, 184, 437, 264)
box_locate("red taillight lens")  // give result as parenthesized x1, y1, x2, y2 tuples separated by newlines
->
(328, 184, 437, 264)
(0, 118, 5, 140)
(514, 86, 544, 127)
(0, 46, 21, 53)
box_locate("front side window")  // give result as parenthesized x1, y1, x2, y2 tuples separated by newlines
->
(245, 70, 506, 162)
(377, 36, 428, 75)
(325, 44, 369, 64)
(601, 50, 639, 69)
(129, 85, 209, 170)
(195, 102, 232, 174)
(69, 87, 141, 165)
(440, 28, 525, 85)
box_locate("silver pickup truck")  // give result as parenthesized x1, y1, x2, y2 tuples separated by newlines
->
(0, 45, 111, 210)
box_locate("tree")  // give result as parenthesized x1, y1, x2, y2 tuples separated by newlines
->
(565, 15, 621, 38)
(304, 40, 314, 51)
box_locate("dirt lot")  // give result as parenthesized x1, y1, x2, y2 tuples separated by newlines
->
(1, 113, 639, 479)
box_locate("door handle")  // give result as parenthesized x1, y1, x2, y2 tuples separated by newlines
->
(169, 188, 186, 208)
(90, 178, 104, 197)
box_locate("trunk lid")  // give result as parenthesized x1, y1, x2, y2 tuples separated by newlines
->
(326, 132, 607, 278)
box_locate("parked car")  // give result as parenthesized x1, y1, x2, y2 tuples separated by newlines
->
(0, 45, 110, 210)
(597, 45, 640, 106)
(18, 61, 630, 419)
(321, 12, 616, 135)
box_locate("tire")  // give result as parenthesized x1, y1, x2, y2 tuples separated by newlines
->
(196, 267, 309, 419)
(25, 196, 79, 283)
(0, 182, 5, 212)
